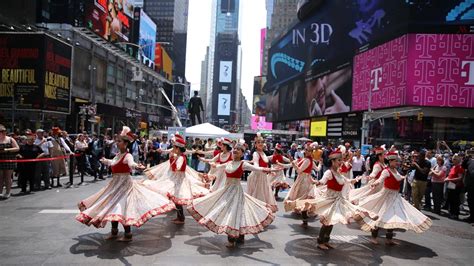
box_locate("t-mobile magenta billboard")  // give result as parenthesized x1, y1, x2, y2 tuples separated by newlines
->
(352, 33, 474, 111)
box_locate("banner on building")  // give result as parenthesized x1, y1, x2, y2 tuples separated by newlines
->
(0, 33, 72, 114)
(219, 61, 233, 83)
(352, 33, 474, 111)
(217, 93, 231, 116)
(251, 115, 272, 130)
(252, 76, 267, 115)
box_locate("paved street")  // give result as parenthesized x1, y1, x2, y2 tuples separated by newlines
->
(1, 175, 473, 265)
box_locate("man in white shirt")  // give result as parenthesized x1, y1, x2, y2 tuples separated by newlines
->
(159, 136, 169, 163)
(34, 129, 53, 190)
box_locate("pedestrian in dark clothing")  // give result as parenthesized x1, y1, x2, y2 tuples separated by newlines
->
(188, 91, 204, 125)
(411, 150, 431, 210)
(17, 135, 41, 193)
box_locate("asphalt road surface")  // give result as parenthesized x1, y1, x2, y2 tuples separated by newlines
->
(1, 174, 473, 265)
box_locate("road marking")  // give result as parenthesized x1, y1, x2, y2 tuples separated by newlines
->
(38, 209, 79, 214)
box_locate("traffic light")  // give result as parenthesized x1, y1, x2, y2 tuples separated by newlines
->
(417, 112, 424, 121)
(394, 112, 400, 120)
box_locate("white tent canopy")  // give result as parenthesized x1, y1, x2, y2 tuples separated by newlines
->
(186, 123, 231, 138)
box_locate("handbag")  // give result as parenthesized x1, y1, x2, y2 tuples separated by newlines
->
(447, 181, 456, 190)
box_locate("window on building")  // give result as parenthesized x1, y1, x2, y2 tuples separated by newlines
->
(117, 66, 124, 80)
(116, 86, 123, 103)
(107, 65, 115, 77)
(106, 82, 115, 104)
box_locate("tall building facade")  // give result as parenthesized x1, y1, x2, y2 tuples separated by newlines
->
(199, 46, 209, 113)
(261, 0, 298, 76)
(205, 0, 243, 128)
(144, 0, 188, 80)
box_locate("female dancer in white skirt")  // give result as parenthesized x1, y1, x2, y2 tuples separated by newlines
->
(340, 148, 353, 199)
(349, 146, 387, 204)
(267, 143, 291, 199)
(295, 149, 378, 250)
(76, 127, 175, 242)
(246, 134, 278, 212)
(143, 133, 209, 224)
(199, 138, 233, 192)
(278, 143, 322, 227)
(188, 142, 277, 248)
(359, 151, 432, 245)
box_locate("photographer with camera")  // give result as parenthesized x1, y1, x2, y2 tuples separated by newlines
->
(411, 150, 432, 210)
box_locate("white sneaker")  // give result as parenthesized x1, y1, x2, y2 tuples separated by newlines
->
(3, 193, 10, 199)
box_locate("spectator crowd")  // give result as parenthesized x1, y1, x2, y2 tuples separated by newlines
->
(0, 124, 473, 225)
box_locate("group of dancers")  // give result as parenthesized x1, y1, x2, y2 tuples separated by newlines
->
(76, 128, 432, 249)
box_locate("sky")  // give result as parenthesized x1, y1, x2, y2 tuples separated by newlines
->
(185, 0, 267, 109)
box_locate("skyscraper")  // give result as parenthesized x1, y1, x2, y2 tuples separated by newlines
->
(200, 46, 209, 115)
(261, 0, 298, 76)
(144, 0, 189, 80)
(205, 0, 242, 127)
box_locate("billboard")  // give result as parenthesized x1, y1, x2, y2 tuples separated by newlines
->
(352, 33, 474, 111)
(43, 35, 73, 113)
(219, 61, 233, 83)
(310, 118, 327, 137)
(252, 76, 267, 115)
(138, 9, 156, 67)
(0, 33, 72, 114)
(85, 0, 132, 43)
(251, 115, 272, 130)
(267, 65, 352, 122)
(267, 0, 474, 91)
(217, 93, 231, 116)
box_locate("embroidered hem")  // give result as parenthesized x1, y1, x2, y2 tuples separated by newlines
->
(187, 205, 275, 238)
(168, 193, 206, 205)
(76, 202, 176, 228)
(361, 218, 432, 233)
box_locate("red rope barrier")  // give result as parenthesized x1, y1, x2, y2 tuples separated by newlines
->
(0, 153, 81, 163)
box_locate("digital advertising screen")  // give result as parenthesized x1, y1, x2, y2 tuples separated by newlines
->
(266, 65, 352, 122)
(352, 33, 474, 111)
(267, 0, 473, 91)
(138, 9, 156, 67)
(251, 115, 273, 130)
(310, 119, 327, 137)
(252, 76, 267, 116)
(217, 93, 231, 116)
(219, 61, 233, 83)
(85, 0, 132, 43)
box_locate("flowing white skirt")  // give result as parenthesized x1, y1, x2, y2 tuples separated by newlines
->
(76, 173, 175, 228)
(268, 168, 290, 190)
(143, 161, 209, 205)
(349, 180, 384, 204)
(247, 171, 278, 212)
(187, 178, 275, 237)
(209, 166, 227, 192)
(295, 189, 378, 226)
(284, 173, 320, 212)
(359, 188, 432, 233)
